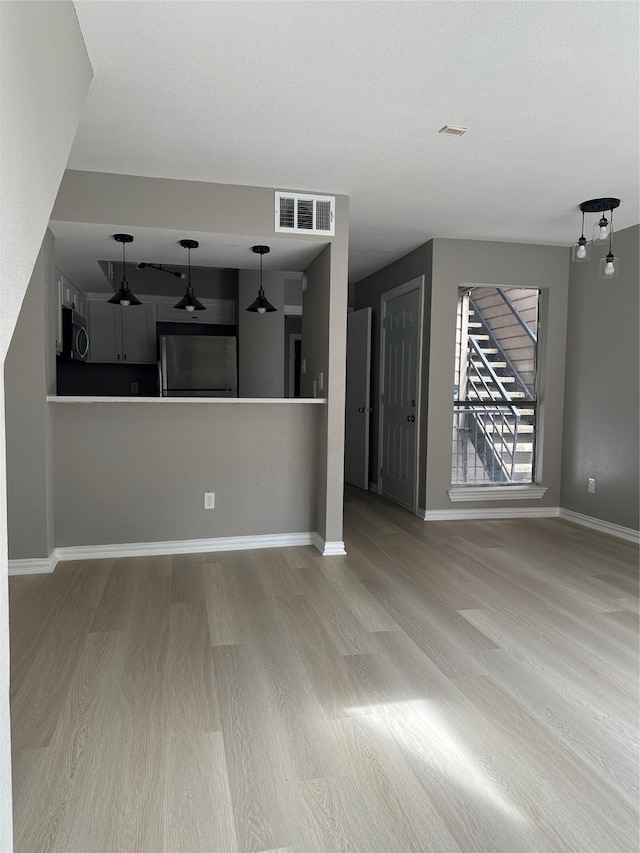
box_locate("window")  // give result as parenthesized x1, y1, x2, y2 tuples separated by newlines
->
(452, 286, 539, 486)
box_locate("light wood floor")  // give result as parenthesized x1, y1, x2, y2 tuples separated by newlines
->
(10, 488, 639, 852)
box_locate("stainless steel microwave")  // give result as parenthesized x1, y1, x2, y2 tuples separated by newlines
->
(61, 308, 90, 361)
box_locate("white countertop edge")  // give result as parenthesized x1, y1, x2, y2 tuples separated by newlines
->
(47, 395, 327, 405)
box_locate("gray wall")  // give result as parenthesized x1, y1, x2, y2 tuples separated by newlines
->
(284, 276, 303, 306)
(355, 238, 570, 513)
(427, 239, 569, 510)
(561, 224, 639, 530)
(301, 247, 331, 400)
(0, 3, 92, 846)
(238, 271, 285, 397)
(354, 242, 433, 498)
(54, 402, 321, 546)
(299, 237, 349, 543)
(5, 232, 56, 561)
(301, 246, 334, 540)
(51, 171, 350, 544)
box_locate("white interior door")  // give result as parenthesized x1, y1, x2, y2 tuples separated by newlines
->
(380, 285, 420, 510)
(345, 307, 372, 489)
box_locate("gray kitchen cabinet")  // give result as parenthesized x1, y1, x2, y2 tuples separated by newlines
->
(88, 301, 156, 363)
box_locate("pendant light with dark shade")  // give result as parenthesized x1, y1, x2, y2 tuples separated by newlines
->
(108, 234, 142, 306)
(174, 239, 205, 311)
(246, 245, 276, 313)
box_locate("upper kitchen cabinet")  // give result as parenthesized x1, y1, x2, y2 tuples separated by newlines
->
(58, 269, 88, 317)
(55, 268, 89, 353)
(89, 301, 156, 363)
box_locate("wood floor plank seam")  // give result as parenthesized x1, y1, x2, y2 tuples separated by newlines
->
(10, 486, 639, 853)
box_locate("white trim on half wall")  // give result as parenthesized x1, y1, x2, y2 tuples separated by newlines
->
(8, 554, 58, 576)
(9, 532, 346, 575)
(54, 532, 316, 565)
(312, 534, 347, 556)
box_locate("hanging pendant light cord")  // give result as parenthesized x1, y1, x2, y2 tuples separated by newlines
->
(609, 207, 614, 253)
(122, 239, 126, 282)
(580, 210, 585, 239)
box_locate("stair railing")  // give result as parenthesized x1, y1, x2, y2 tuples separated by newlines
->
(469, 296, 534, 401)
(466, 337, 520, 480)
(497, 288, 537, 343)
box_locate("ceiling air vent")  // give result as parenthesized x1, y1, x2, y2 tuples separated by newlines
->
(439, 124, 469, 136)
(275, 191, 335, 236)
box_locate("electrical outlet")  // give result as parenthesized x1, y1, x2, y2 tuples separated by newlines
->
(204, 492, 215, 509)
(587, 478, 596, 494)
(130, 382, 139, 394)
(301, 358, 306, 374)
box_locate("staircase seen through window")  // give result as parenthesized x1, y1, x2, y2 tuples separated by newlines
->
(452, 286, 539, 486)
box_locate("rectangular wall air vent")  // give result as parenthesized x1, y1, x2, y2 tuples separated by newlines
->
(275, 191, 335, 236)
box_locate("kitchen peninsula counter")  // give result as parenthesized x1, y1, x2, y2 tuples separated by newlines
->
(51, 393, 325, 550)
(48, 396, 326, 404)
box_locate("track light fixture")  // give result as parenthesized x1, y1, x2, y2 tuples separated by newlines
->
(108, 234, 142, 306)
(137, 262, 186, 279)
(246, 245, 276, 314)
(174, 240, 205, 311)
(572, 198, 620, 279)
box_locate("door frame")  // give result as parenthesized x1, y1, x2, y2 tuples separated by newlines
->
(288, 333, 302, 398)
(345, 306, 372, 490)
(378, 276, 425, 515)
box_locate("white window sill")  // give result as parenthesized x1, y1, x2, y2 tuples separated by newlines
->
(448, 485, 547, 502)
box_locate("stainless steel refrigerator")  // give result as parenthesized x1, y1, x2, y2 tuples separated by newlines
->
(160, 335, 238, 397)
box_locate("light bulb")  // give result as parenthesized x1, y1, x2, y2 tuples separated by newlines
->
(120, 299, 130, 307)
(605, 260, 615, 276)
(595, 216, 609, 240)
(576, 244, 587, 259)
(186, 304, 195, 312)
(258, 306, 266, 314)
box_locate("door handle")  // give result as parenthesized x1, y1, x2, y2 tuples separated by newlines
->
(407, 415, 415, 422)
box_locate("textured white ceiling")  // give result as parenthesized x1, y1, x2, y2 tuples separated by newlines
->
(68, 0, 639, 283)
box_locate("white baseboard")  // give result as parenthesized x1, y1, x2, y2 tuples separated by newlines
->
(312, 533, 347, 556)
(55, 532, 316, 563)
(423, 507, 561, 521)
(11, 531, 346, 572)
(9, 553, 58, 576)
(559, 509, 640, 544)
(323, 541, 347, 556)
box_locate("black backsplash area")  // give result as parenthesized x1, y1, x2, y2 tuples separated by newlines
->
(56, 360, 159, 397)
